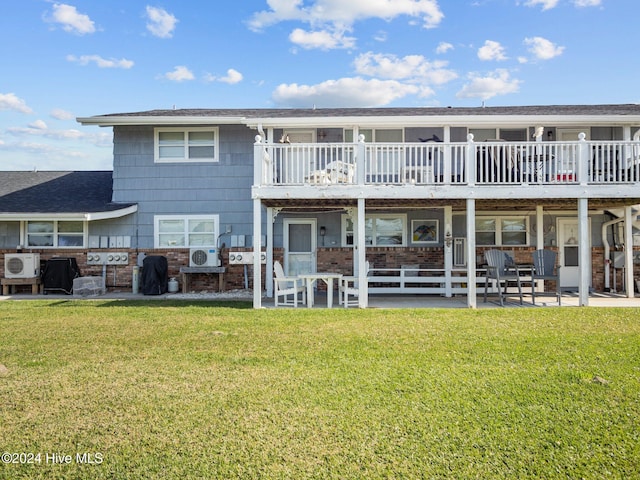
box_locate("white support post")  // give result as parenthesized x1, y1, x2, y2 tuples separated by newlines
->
(357, 197, 368, 308)
(356, 134, 366, 185)
(443, 127, 451, 186)
(578, 133, 589, 185)
(466, 134, 476, 187)
(624, 205, 635, 298)
(265, 207, 274, 298)
(578, 198, 590, 306)
(535, 205, 544, 292)
(466, 198, 477, 308)
(444, 206, 453, 297)
(254, 135, 264, 185)
(253, 198, 262, 308)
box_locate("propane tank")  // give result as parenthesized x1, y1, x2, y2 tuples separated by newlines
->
(168, 277, 179, 293)
(132, 266, 140, 294)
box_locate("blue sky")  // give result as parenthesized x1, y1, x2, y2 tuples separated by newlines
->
(1, 0, 637, 171)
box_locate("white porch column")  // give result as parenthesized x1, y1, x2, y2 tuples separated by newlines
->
(357, 197, 368, 308)
(466, 198, 477, 308)
(535, 205, 544, 292)
(356, 134, 366, 185)
(535, 205, 544, 248)
(444, 206, 453, 297)
(624, 205, 635, 298)
(578, 198, 590, 306)
(253, 198, 262, 308)
(265, 207, 274, 298)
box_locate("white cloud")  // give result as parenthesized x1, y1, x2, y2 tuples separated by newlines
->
(66, 54, 134, 69)
(0, 93, 33, 114)
(48, 3, 96, 35)
(353, 52, 457, 85)
(524, 36, 564, 60)
(249, 0, 444, 49)
(50, 109, 75, 121)
(6, 120, 112, 149)
(374, 30, 388, 42)
(436, 42, 453, 54)
(29, 120, 48, 130)
(163, 66, 194, 82)
(524, 0, 599, 8)
(289, 27, 356, 50)
(477, 40, 507, 61)
(146, 6, 178, 38)
(456, 69, 521, 100)
(573, 0, 601, 7)
(219, 69, 244, 85)
(524, 0, 560, 10)
(272, 77, 421, 108)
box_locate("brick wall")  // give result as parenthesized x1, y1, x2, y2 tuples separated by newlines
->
(0, 248, 265, 294)
(2, 246, 638, 295)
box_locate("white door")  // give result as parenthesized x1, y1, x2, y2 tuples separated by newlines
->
(557, 218, 591, 291)
(284, 219, 316, 276)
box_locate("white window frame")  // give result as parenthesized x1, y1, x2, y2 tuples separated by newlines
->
(24, 220, 87, 248)
(154, 215, 219, 248)
(476, 216, 529, 246)
(342, 213, 407, 247)
(154, 127, 219, 163)
(344, 128, 404, 143)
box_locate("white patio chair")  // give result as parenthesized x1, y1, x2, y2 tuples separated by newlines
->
(274, 260, 306, 307)
(531, 249, 561, 305)
(483, 249, 523, 306)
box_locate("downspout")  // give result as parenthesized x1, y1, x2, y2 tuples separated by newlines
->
(602, 217, 624, 291)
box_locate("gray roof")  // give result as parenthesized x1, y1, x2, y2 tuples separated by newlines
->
(0, 171, 134, 214)
(95, 104, 640, 119)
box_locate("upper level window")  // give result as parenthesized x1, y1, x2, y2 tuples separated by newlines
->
(26, 220, 85, 248)
(154, 215, 219, 248)
(344, 129, 403, 143)
(154, 127, 219, 163)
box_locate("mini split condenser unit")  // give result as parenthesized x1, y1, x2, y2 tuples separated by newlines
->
(189, 248, 220, 267)
(4, 253, 41, 278)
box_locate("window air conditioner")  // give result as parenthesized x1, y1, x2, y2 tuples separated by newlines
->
(4, 253, 41, 278)
(453, 238, 466, 267)
(189, 248, 220, 267)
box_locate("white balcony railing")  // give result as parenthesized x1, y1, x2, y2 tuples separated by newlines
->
(254, 134, 640, 187)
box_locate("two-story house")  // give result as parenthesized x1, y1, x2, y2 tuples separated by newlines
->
(2, 104, 640, 307)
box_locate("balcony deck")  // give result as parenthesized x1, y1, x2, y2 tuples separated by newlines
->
(253, 137, 640, 203)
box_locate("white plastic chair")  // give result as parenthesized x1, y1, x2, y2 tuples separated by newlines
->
(274, 260, 306, 307)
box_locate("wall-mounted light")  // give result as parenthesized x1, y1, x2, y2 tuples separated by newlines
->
(445, 224, 452, 248)
(319, 226, 326, 246)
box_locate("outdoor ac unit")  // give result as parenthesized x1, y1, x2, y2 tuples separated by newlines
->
(189, 248, 220, 267)
(453, 238, 466, 267)
(4, 253, 40, 278)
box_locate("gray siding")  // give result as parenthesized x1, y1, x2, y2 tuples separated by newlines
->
(112, 124, 257, 248)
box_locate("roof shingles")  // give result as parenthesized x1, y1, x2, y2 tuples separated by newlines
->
(0, 171, 133, 214)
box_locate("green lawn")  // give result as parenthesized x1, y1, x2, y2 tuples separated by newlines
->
(1, 300, 639, 479)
